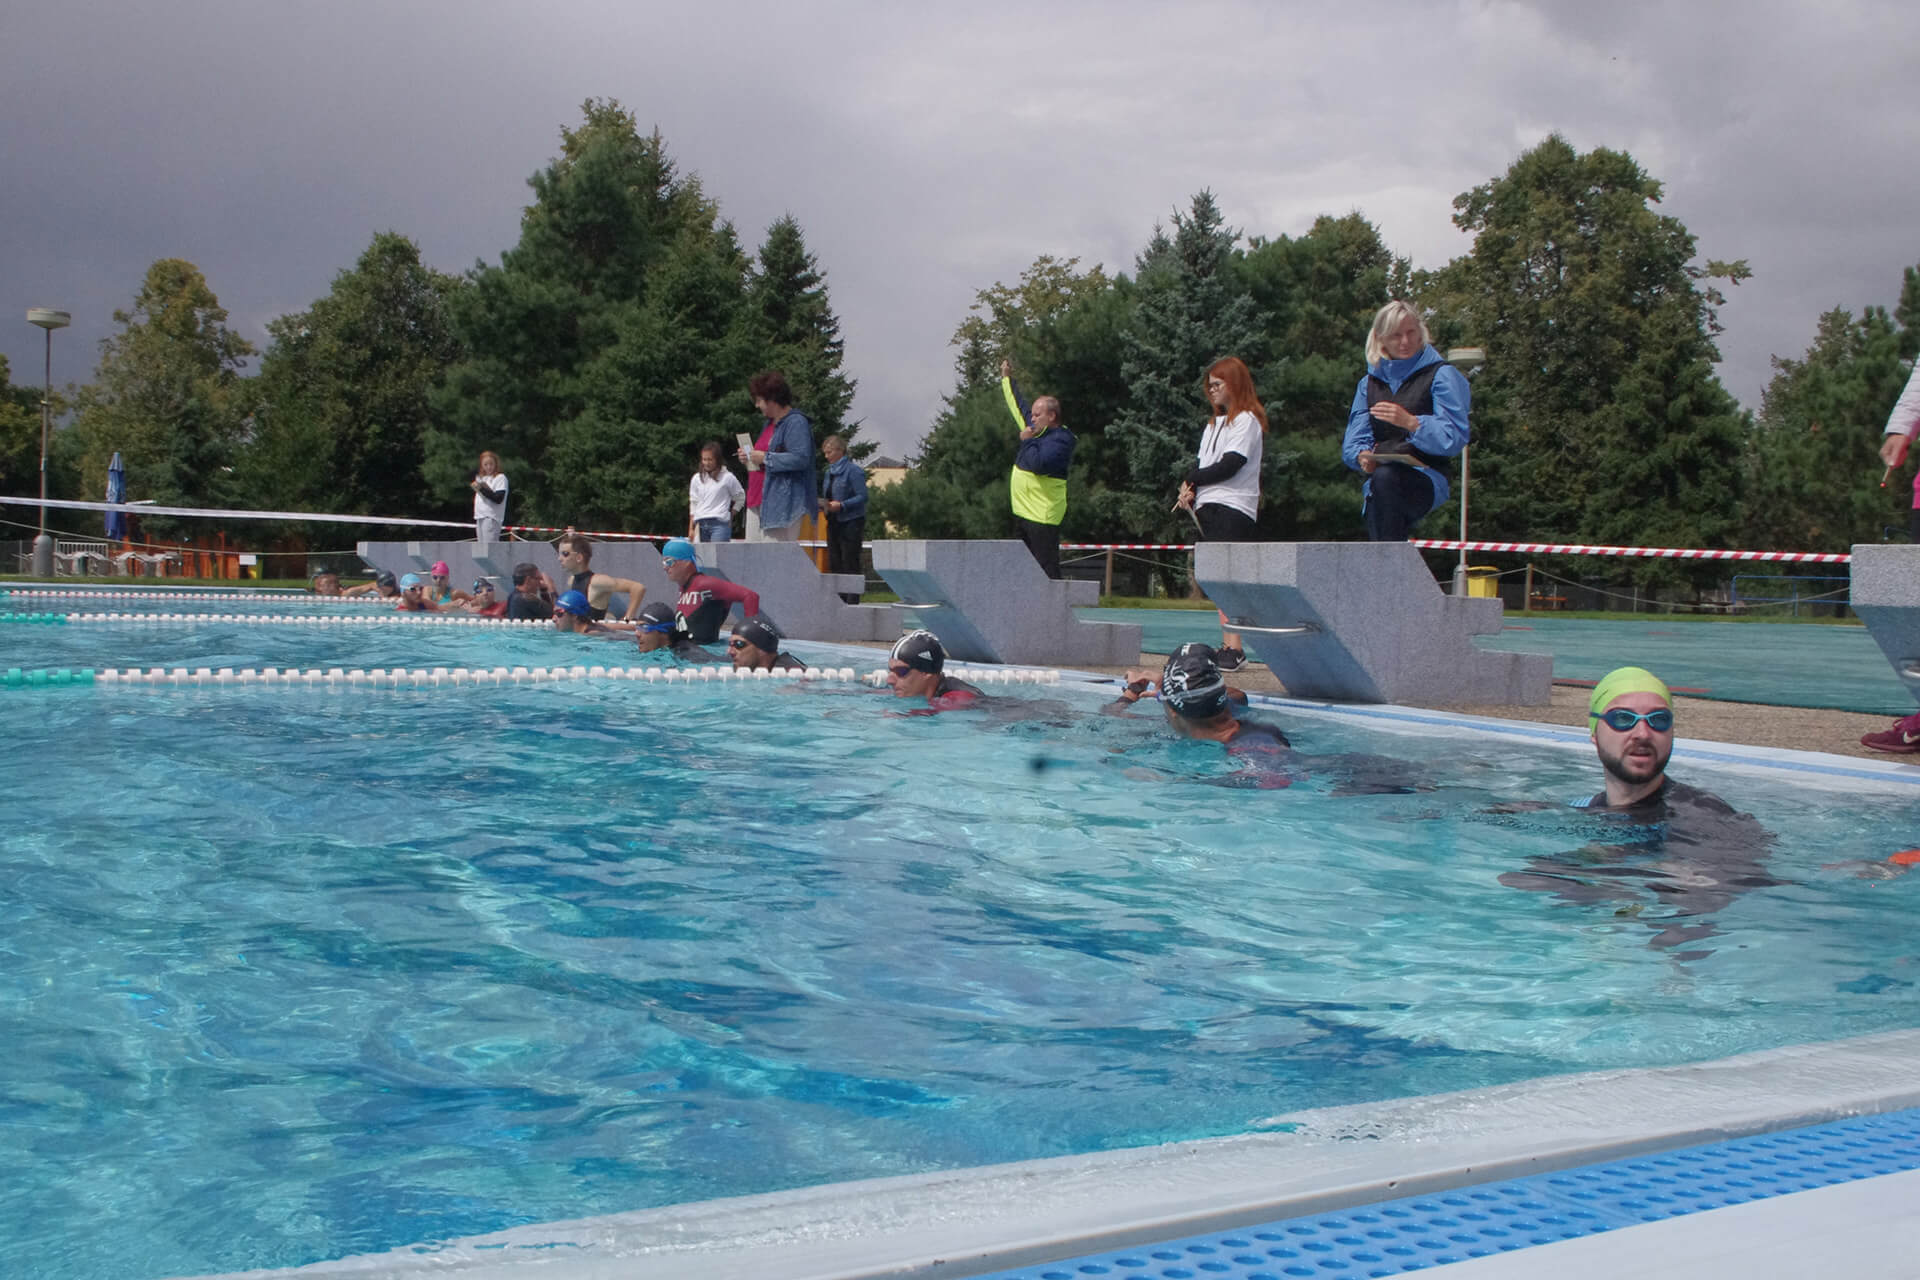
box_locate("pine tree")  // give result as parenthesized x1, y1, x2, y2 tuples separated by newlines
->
(1105, 191, 1267, 538)
(749, 215, 856, 450)
(1746, 265, 1919, 551)
(429, 101, 755, 531)
(243, 232, 465, 522)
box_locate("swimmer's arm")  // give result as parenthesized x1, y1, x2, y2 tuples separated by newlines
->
(1103, 673, 1158, 715)
(594, 575, 647, 620)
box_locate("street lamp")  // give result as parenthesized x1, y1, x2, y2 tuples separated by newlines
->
(26, 308, 70, 578)
(1444, 346, 1485, 597)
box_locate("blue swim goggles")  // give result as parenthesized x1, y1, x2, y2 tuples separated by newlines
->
(640, 620, 677, 634)
(1592, 707, 1673, 733)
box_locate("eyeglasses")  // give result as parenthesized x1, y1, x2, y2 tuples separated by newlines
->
(1593, 707, 1674, 733)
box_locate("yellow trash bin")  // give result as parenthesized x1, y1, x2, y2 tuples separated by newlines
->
(1465, 566, 1500, 598)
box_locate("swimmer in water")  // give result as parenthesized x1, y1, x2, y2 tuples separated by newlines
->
(1107, 643, 1295, 787)
(1498, 666, 1781, 958)
(634, 600, 720, 661)
(885, 630, 985, 712)
(552, 589, 634, 637)
(728, 616, 806, 671)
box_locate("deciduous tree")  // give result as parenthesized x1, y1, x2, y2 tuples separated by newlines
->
(66, 259, 255, 529)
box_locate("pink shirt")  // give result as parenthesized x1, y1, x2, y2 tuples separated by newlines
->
(744, 420, 776, 509)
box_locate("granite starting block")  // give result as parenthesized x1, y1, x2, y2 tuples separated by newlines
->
(1848, 544, 1920, 709)
(1195, 541, 1552, 706)
(699, 542, 900, 642)
(869, 540, 1141, 666)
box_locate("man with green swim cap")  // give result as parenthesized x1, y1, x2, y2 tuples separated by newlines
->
(1500, 665, 1779, 959)
(1584, 665, 1676, 808)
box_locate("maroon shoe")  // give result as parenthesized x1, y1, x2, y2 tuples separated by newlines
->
(1861, 712, 1920, 754)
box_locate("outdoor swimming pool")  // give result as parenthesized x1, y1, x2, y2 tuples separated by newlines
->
(5, 599, 1920, 1279)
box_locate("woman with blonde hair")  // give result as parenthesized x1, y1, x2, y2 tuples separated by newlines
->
(1342, 301, 1470, 541)
(1176, 355, 1266, 669)
(469, 450, 509, 543)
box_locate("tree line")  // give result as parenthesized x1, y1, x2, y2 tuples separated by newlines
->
(4, 120, 1915, 572)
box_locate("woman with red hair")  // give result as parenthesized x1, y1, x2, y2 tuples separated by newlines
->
(1176, 356, 1266, 668)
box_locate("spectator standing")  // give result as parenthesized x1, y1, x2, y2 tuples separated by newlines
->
(1341, 301, 1471, 542)
(688, 441, 745, 543)
(820, 434, 868, 603)
(739, 371, 818, 542)
(470, 451, 509, 543)
(999, 359, 1076, 579)
(1863, 364, 1920, 753)
(1175, 356, 1266, 670)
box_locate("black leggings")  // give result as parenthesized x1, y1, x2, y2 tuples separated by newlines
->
(1195, 504, 1258, 542)
(1364, 465, 1437, 542)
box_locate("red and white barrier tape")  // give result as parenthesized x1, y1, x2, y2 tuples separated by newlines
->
(1409, 539, 1852, 564)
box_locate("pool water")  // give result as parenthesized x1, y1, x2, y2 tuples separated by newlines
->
(4, 613, 1920, 1279)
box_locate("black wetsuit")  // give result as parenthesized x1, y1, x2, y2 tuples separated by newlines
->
(1502, 778, 1780, 955)
(568, 570, 608, 621)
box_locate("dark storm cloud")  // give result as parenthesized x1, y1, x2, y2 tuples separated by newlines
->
(4, 0, 1913, 472)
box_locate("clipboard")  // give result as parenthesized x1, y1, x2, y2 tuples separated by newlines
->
(736, 432, 761, 471)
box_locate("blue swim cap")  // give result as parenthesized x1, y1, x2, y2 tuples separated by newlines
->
(661, 537, 698, 563)
(399, 573, 424, 589)
(555, 590, 593, 617)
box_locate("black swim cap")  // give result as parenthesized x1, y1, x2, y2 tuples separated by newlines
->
(890, 629, 946, 675)
(1161, 642, 1228, 719)
(734, 616, 781, 653)
(375, 570, 397, 590)
(639, 600, 677, 628)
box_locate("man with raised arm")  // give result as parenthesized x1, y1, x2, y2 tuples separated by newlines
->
(554, 532, 646, 623)
(1000, 358, 1076, 579)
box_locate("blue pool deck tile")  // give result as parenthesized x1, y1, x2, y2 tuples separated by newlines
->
(963, 1108, 1920, 1280)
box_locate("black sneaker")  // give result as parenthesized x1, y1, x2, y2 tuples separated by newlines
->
(1214, 645, 1247, 672)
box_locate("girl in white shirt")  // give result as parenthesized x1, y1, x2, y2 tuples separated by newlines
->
(688, 441, 746, 542)
(1176, 356, 1267, 669)
(470, 451, 508, 543)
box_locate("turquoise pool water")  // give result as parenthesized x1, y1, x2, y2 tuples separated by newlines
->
(1075, 608, 1912, 716)
(4, 605, 1920, 1279)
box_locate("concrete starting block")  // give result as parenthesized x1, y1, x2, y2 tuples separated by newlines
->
(1195, 541, 1552, 706)
(700, 542, 900, 642)
(869, 540, 1141, 666)
(1849, 544, 1920, 709)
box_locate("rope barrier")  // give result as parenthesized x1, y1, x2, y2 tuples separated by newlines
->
(0, 495, 471, 530)
(1409, 538, 1853, 564)
(0, 663, 1063, 691)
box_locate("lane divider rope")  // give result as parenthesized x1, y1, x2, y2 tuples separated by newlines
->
(1, 665, 1062, 690)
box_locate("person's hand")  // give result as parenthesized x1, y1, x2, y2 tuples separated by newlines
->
(1174, 481, 1195, 511)
(999, 358, 1011, 378)
(1123, 667, 1158, 688)
(470, 479, 483, 492)
(1357, 450, 1379, 475)
(1880, 433, 1911, 469)
(1370, 402, 1417, 430)
(827, 499, 841, 513)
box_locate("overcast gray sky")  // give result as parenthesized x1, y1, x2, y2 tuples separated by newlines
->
(4, 0, 1914, 465)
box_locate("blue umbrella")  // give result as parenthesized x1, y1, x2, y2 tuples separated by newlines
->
(105, 452, 126, 541)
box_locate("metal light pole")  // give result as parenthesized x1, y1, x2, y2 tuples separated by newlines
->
(26, 308, 70, 578)
(1444, 346, 1485, 597)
